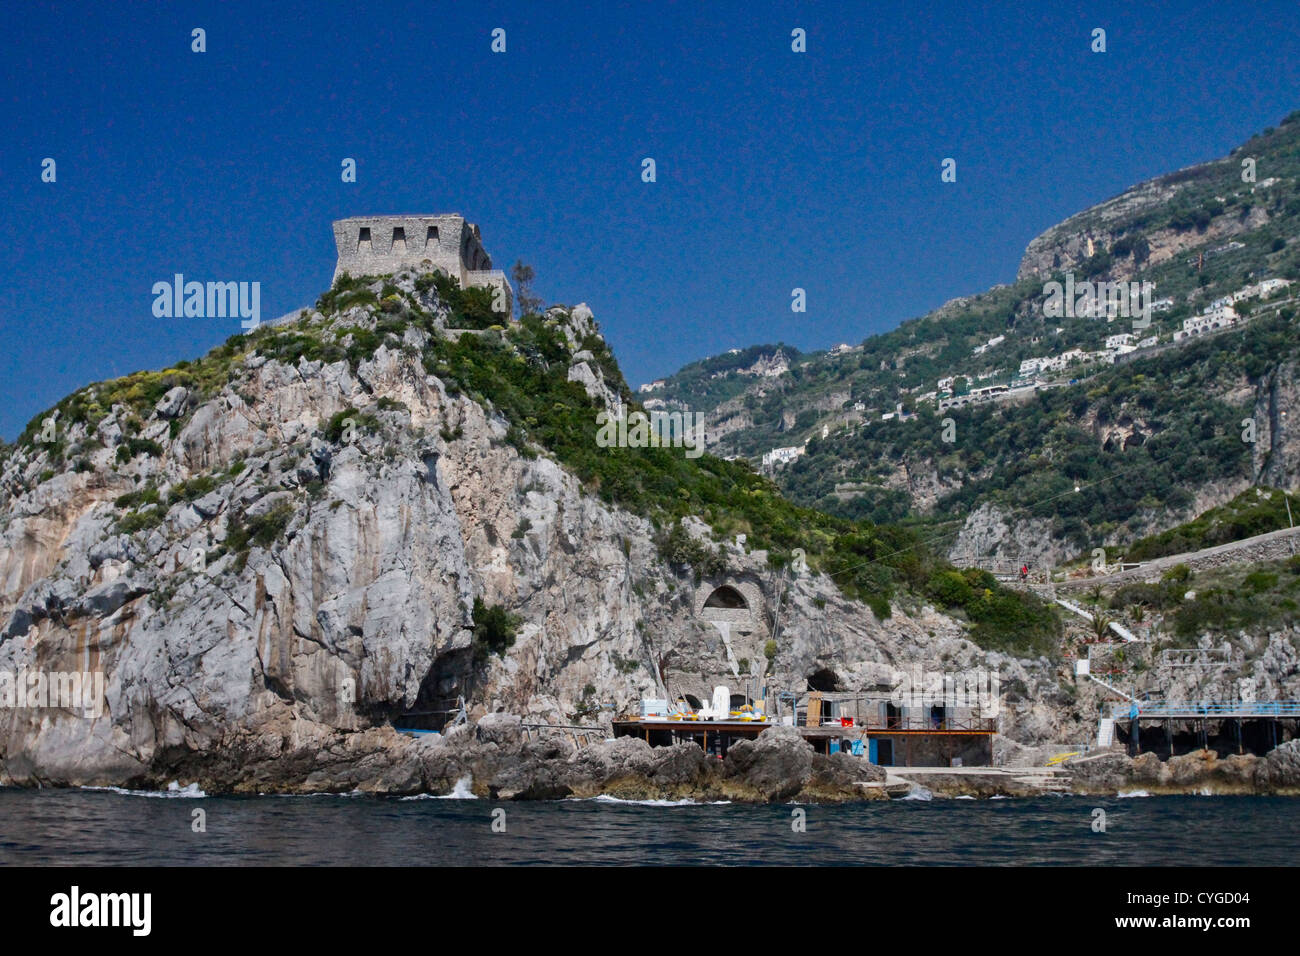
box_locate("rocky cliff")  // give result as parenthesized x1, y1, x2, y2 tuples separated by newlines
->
(0, 271, 1069, 793)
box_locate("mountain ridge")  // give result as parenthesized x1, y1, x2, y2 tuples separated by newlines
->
(653, 109, 1300, 566)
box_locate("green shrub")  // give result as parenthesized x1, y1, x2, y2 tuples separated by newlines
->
(1243, 570, 1278, 592)
(471, 597, 521, 662)
(656, 520, 726, 577)
(322, 408, 380, 444)
(115, 486, 162, 509)
(226, 502, 295, 554)
(169, 474, 217, 504)
(115, 438, 164, 463)
(117, 509, 164, 534)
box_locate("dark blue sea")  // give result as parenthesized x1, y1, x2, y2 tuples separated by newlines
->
(1, 788, 1296, 866)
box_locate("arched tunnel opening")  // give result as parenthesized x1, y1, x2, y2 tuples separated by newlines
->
(703, 585, 748, 610)
(383, 649, 475, 731)
(807, 668, 841, 692)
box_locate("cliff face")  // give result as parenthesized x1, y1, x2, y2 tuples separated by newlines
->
(1014, 143, 1278, 284)
(1253, 360, 1300, 489)
(1016, 176, 1190, 281)
(0, 276, 1060, 792)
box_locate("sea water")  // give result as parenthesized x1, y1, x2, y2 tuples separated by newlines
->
(1, 788, 1296, 866)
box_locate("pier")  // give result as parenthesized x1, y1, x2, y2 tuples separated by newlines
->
(1110, 700, 1300, 757)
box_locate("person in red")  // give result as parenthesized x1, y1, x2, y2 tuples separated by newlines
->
(1020, 564, 1028, 581)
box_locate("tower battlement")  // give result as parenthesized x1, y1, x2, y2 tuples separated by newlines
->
(331, 214, 512, 315)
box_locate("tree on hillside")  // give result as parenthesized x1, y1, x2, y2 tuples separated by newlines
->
(511, 260, 543, 318)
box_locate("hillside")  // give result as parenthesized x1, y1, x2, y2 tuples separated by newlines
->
(653, 109, 1300, 565)
(0, 269, 1066, 791)
(8, 114, 1300, 793)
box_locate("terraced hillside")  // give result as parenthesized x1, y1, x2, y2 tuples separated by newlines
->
(653, 110, 1300, 564)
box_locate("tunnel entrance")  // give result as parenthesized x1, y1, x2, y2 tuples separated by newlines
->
(807, 668, 840, 692)
(391, 649, 475, 730)
(703, 585, 747, 610)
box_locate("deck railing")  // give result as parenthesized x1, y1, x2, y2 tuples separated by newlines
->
(1109, 700, 1300, 719)
(803, 715, 997, 732)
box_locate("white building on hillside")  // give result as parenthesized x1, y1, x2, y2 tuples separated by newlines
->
(761, 445, 806, 469)
(1174, 304, 1238, 341)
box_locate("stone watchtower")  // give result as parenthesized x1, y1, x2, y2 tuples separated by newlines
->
(332, 214, 513, 315)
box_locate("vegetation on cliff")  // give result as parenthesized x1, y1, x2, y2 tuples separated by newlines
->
(1, 267, 1062, 658)
(1120, 486, 1300, 562)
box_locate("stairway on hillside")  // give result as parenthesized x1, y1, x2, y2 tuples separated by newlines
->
(1054, 597, 1141, 643)
(1096, 717, 1116, 748)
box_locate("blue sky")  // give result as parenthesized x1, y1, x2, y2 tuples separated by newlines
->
(2, 0, 1299, 438)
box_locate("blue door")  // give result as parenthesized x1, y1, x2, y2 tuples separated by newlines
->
(868, 739, 878, 763)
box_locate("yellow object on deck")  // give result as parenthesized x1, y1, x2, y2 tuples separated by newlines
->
(1046, 751, 1079, 766)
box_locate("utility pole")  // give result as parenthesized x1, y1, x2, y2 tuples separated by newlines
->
(768, 565, 789, 722)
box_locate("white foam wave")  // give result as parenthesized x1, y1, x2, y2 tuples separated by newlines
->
(415, 775, 477, 799)
(588, 794, 730, 806)
(83, 780, 206, 798)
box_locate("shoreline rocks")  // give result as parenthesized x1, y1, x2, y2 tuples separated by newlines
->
(425, 722, 890, 804)
(1066, 739, 1300, 796)
(5, 710, 1300, 801)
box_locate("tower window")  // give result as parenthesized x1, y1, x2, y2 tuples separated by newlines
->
(426, 226, 439, 248)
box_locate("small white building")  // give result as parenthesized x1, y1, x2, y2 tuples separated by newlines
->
(1174, 305, 1238, 342)
(937, 384, 1011, 412)
(761, 445, 806, 469)
(1019, 357, 1046, 377)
